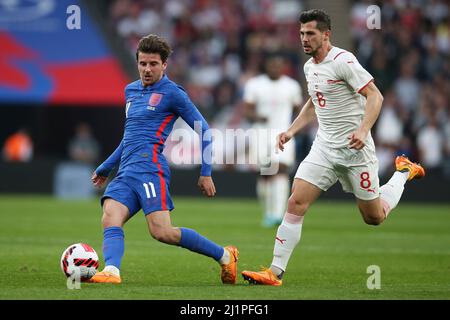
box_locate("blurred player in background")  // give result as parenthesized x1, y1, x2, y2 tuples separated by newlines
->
(90, 34, 238, 284)
(242, 9, 425, 286)
(243, 54, 303, 227)
(68, 122, 100, 165)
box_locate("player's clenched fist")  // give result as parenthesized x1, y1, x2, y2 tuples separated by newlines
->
(198, 176, 216, 197)
(277, 131, 293, 152)
(91, 171, 107, 188)
(347, 127, 368, 150)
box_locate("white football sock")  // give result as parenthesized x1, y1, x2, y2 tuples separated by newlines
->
(272, 175, 289, 221)
(380, 171, 409, 217)
(271, 213, 304, 276)
(104, 265, 120, 276)
(219, 248, 230, 265)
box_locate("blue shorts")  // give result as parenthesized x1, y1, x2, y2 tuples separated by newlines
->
(101, 172, 174, 216)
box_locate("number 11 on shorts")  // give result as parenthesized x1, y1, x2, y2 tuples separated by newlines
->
(143, 182, 156, 198)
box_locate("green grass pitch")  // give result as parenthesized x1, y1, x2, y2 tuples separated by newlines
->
(0, 195, 449, 300)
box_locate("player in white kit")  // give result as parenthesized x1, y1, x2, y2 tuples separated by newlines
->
(242, 9, 425, 285)
(243, 55, 303, 227)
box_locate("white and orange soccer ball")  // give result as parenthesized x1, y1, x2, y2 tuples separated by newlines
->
(60, 243, 99, 281)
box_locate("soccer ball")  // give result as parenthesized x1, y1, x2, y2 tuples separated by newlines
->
(60, 243, 99, 280)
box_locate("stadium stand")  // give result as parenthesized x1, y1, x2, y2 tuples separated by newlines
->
(0, 0, 129, 105)
(350, 0, 449, 176)
(0, 0, 448, 199)
(102, 0, 449, 177)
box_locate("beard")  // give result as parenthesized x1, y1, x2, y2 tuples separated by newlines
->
(304, 43, 322, 56)
(303, 36, 323, 56)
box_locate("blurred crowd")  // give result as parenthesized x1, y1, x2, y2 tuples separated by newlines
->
(107, 0, 449, 177)
(109, 0, 303, 119)
(351, 0, 449, 176)
(108, 0, 306, 172)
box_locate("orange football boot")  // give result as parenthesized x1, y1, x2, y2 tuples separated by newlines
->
(88, 271, 121, 284)
(395, 155, 425, 181)
(221, 246, 239, 284)
(242, 267, 282, 286)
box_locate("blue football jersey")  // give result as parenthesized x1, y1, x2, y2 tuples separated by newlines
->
(96, 75, 212, 177)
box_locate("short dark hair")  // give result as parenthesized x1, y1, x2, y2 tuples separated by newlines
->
(136, 34, 173, 62)
(299, 9, 331, 32)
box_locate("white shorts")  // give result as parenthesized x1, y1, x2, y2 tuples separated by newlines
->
(294, 141, 380, 200)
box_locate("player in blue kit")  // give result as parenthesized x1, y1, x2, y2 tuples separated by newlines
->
(89, 34, 238, 284)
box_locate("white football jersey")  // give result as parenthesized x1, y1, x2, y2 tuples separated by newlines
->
(304, 46, 374, 148)
(243, 74, 302, 131)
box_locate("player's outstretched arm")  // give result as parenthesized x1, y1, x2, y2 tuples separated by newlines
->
(348, 82, 384, 150)
(174, 90, 213, 178)
(198, 176, 216, 197)
(277, 98, 315, 151)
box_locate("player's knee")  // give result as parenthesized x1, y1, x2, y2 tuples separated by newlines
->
(358, 201, 385, 226)
(101, 209, 118, 228)
(149, 228, 166, 242)
(150, 227, 178, 244)
(362, 213, 384, 226)
(101, 199, 128, 228)
(287, 196, 308, 216)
